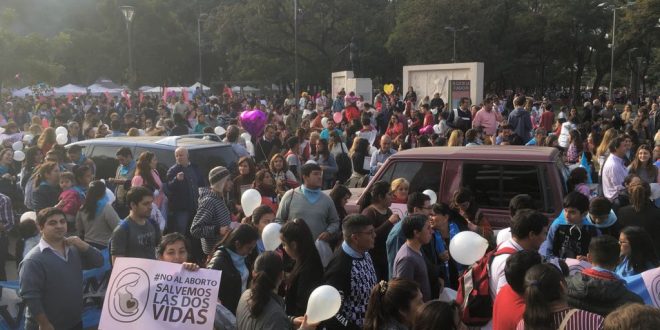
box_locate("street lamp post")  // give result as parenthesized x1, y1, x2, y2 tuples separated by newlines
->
(198, 14, 208, 83)
(444, 25, 469, 63)
(120, 6, 135, 86)
(598, 2, 635, 101)
(293, 0, 299, 97)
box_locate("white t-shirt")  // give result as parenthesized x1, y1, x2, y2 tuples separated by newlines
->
(488, 238, 523, 299)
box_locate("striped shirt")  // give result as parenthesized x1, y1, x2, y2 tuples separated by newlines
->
(516, 308, 604, 330)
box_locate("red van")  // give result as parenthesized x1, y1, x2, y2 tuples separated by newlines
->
(344, 146, 566, 229)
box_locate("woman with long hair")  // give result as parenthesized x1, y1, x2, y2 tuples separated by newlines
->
(346, 137, 371, 188)
(596, 128, 618, 172)
(235, 251, 315, 330)
(75, 180, 120, 249)
(37, 127, 57, 155)
(31, 162, 61, 211)
(447, 130, 464, 147)
(618, 182, 660, 256)
(451, 188, 493, 244)
(280, 219, 324, 316)
(207, 224, 260, 314)
(364, 279, 423, 330)
(632, 106, 650, 143)
(245, 205, 275, 254)
(131, 151, 165, 212)
(412, 300, 465, 330)
(269, 154, 299, 196)
(20, 146, 44, 189)
(312, 138, 338, 189)
(628, 144, 659, 184)
(361, 181, 400, 281)
(566, 130, 583, 164)
(615, 226, 659, 277)
(518, 263, 603, 329)
(233, 156, 257, 202)
(253, 169, 278, 213)
(386, 115, 404, 138)
(329, 183, 351, 222)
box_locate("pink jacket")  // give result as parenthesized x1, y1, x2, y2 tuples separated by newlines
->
(59, 189, 83, 215)
(131, 169, 164, 207)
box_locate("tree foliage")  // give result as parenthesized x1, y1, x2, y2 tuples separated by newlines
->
(0, 0, 657, 98)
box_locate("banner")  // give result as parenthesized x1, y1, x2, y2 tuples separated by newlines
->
(99, 258, 220, 330)
(448, 80, 470, 111)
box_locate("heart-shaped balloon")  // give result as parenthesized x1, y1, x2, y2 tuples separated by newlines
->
(383, 84, 394, 95)
(239, 109, 267, 138)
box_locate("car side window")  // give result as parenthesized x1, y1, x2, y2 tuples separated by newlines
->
(462, 163, 549, 212)
(378, 161, 442, 193)
(87, 145, 120, 180)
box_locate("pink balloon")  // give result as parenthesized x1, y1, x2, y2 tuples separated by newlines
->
(333, 112, 343, 124)
(239, 109, 267, 138)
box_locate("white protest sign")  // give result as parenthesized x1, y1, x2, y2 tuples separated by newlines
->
(641, 267, 660, 307)
(99, 258, 220, 330)
(564, 258, 592, 275)
(389, 203, 408, 220)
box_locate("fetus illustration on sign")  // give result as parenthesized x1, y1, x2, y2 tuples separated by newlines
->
(107, 267, 150, 322)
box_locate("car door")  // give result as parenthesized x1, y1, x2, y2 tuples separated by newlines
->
(87, 144, 121, 181)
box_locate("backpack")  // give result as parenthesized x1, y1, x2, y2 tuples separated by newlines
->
(455, 246, 517, 326)
(335, 143, 352, 184)
(108, 217, 159, 266)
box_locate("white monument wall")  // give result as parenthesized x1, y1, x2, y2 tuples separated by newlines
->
(403, 62, 484, 105)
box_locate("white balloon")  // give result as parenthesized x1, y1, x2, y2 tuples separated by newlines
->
(496, 228, 512, 246)
(55, 126, 68, 136)
(422, 189, 437, 205)
(22, 134, 34, 143)
(241, 188, 262, 217)
(261, 223, 282, 251)
(12, 141, 23, 151)
(306, 285, 342, 324)
(13, 150, 25, 162)
(321, 117, 329, 129)
(56, 133, 68, 145)
(106, 188, 116, 204)
(449, 231, 489, 265)
(20, 211, 37, 223)
(214, 126, 226, 135)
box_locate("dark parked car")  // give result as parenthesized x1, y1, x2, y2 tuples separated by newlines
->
(67, 135, 239, 182)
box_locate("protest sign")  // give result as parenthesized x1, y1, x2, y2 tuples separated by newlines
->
(100, 258, 220, 330)
(564, 258, 592, 275)
(390, 203, 408, 220)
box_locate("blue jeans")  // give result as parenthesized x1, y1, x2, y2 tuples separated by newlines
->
(170, 210, 192, 235)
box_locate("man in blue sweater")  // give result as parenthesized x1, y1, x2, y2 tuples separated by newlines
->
(19, 207, 103, 330)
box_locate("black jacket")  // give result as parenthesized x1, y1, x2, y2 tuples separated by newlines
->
(207, 246, 253, 314)
(617, 203, 660, 256)
(284, 256, 324, 317)
(566, 269, 643, 316)
(33, 182, 61, 212)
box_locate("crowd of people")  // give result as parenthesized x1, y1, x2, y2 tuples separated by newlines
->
(1, 86, 660, 330)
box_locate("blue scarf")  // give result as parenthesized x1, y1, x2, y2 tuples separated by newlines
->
(119, 160, 136, 176)
(73, 185, 86, 200)
(0, 165, 8, 176)
(226, 248, 249, 292)
(95, 194, 110, 217)
(301, 185, 322, 204)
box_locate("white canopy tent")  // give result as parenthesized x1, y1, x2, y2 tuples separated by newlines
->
(139, 85, 155, 92)
(54, 84, 87, 96)
(87, 79, 124, 95)
(190, 82, 210, 91)
(231, 86, 242, 92)
(11, 87, 33, 97)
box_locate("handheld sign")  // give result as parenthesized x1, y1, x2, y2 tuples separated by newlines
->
(100, 258, 220, 330)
